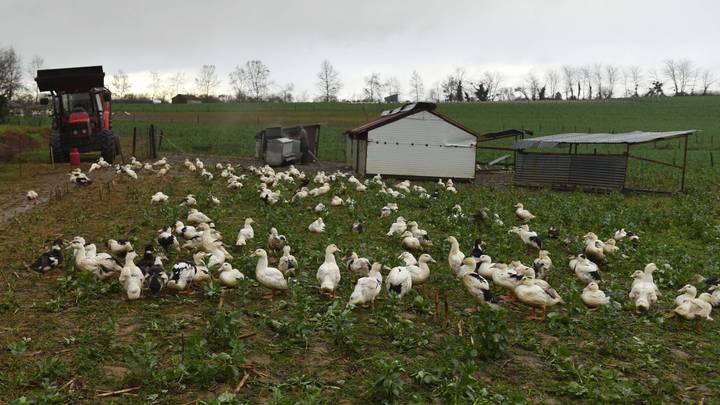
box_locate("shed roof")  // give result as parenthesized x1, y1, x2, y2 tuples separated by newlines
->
(346, 102, 481, 138)
(512, 130, 698, 150)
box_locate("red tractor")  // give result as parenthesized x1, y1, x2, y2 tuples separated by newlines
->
(35, 66, 120, 163)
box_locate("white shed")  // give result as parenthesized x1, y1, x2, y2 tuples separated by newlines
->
(345, 102, 479, 179)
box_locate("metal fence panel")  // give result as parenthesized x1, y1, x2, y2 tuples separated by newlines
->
(515, 153, 627, 191)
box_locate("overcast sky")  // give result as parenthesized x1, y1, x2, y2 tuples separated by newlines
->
(3, 0, 719, 99)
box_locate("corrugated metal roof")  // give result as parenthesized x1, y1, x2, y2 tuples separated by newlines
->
(513, 130, 698, 150)
(346, 102, 481, 138)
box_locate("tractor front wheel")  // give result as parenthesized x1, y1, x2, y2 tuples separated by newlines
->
(50, 132, 68, 163)
(100, 132, 118, 164)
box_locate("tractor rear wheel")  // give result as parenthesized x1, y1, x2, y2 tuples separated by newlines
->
(100, 131, 118, 164)
(50, 132, 68, 163)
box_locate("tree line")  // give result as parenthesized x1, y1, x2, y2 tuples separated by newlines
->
(0, 44, 717, 104)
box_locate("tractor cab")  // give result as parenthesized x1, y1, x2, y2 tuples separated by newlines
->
(35, 66, 119, 163)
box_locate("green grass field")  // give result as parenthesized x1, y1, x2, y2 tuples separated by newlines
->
(11, 96, 720, 190)
(1, 97, 720, 403)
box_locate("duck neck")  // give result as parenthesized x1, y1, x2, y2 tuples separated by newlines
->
(256, 255, 268, 271)
(450, 241, 459, 253)
(324, 251, 337, 264)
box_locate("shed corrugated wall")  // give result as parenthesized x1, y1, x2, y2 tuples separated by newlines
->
(364, 111, 476, 179)
(514, 153, 627, 191)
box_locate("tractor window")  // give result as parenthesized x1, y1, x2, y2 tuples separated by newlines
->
(61, 93, 92, 114)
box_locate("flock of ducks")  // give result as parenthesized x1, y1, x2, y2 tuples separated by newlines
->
(25, 155, 720, 332)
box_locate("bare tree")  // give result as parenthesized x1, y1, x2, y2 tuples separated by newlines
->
(228, 66, 246, 100)
(279, 83, 294, 102)
(604, 65, 619, 98)
(240, 60, 271, 101)
(579, 66, 592, 99)
(408, 70, 424, 101)
(544, 69, 560, 98)
(384, 76, 402, 99)
(26, 55, 44, 102)
(700, 70, 715, 95)
(0, 47, 24, 101)
(363, 73, 383, 102)
(561, 65, 575, 99)
(524, 71, 541, 100)
(663, 59, 695, 96)
(592, 63, 604, 99)
(629, 65, 642, 97)
(169, 72, 185, 96)
(195, 65, 221, 98)
(111, 69, 130, 98)
(481, 71, 503, 100)
(150, 71, 163, 101)
(316, 60, 342, 102)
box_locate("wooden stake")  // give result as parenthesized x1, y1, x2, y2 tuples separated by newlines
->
(434, 290, 439, 321)
(443, 294, 449, 327)
(234, 371, 250, 393)
(95, 386, 140, 397)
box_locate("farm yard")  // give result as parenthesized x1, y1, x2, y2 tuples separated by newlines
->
(1, 98, 720, 404)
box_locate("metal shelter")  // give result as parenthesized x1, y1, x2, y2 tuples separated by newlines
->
(511, 130, 699, 193)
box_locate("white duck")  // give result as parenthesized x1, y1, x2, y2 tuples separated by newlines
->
(278, 245, 298, 276)
(218, 262, 245, 288)
(26, 190, 39, 203)
(192, 252, 212, 283)
(267, 227, 287, 252)
(581, 282, 610, 309)
(491, 263, 524, 300)
(569, 254, 601, 283)
(175, 221, 199, 240)
(119, 251, 144, 300)
(456, 257, 477, 278)
(614, 229, 627, 240)
(476, 255, 495, 278)
(314, 203, 326, 213)
(386, 265, 412, 298)
(446, 236, 465, 272)
(603, 238, 619, 255)
(386, 217, 407, 236)
(583, 232, 606, 263)
(308, 182, 330, 197)
(167, 260, 196, 291)
(68, 239, 120, 280)
(235, 218, 255, 246)
(462, 272, 494, 312)
(675, 284, 697, 306)
(514, 276, 565, 320)
(514, 203, 535, 221)
(151, 192, 169, 204)
(406, 254, 435, 287)
(345, 251, 371, 278)
(673, 293, 714, 331)
(348, 262, 383, 309)
(180, 194, 197, 207)
(106, 239, 133, 257)
(533, 250, 553, 280)
(330, 196, 344, 206)
(316, 244, 342, 298)
(398, 251, 418, 266)
(401, 231, 422, 251)
(251, 249, 288, 299)
(509, 225, 542, 250)
(187, 208, 212, 225)
(629, 269, 659, 313)
(308, 217, 326, 233)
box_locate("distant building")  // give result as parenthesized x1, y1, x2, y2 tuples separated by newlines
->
(172, 94, 202, 104)
(384, 94, 399, 103)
